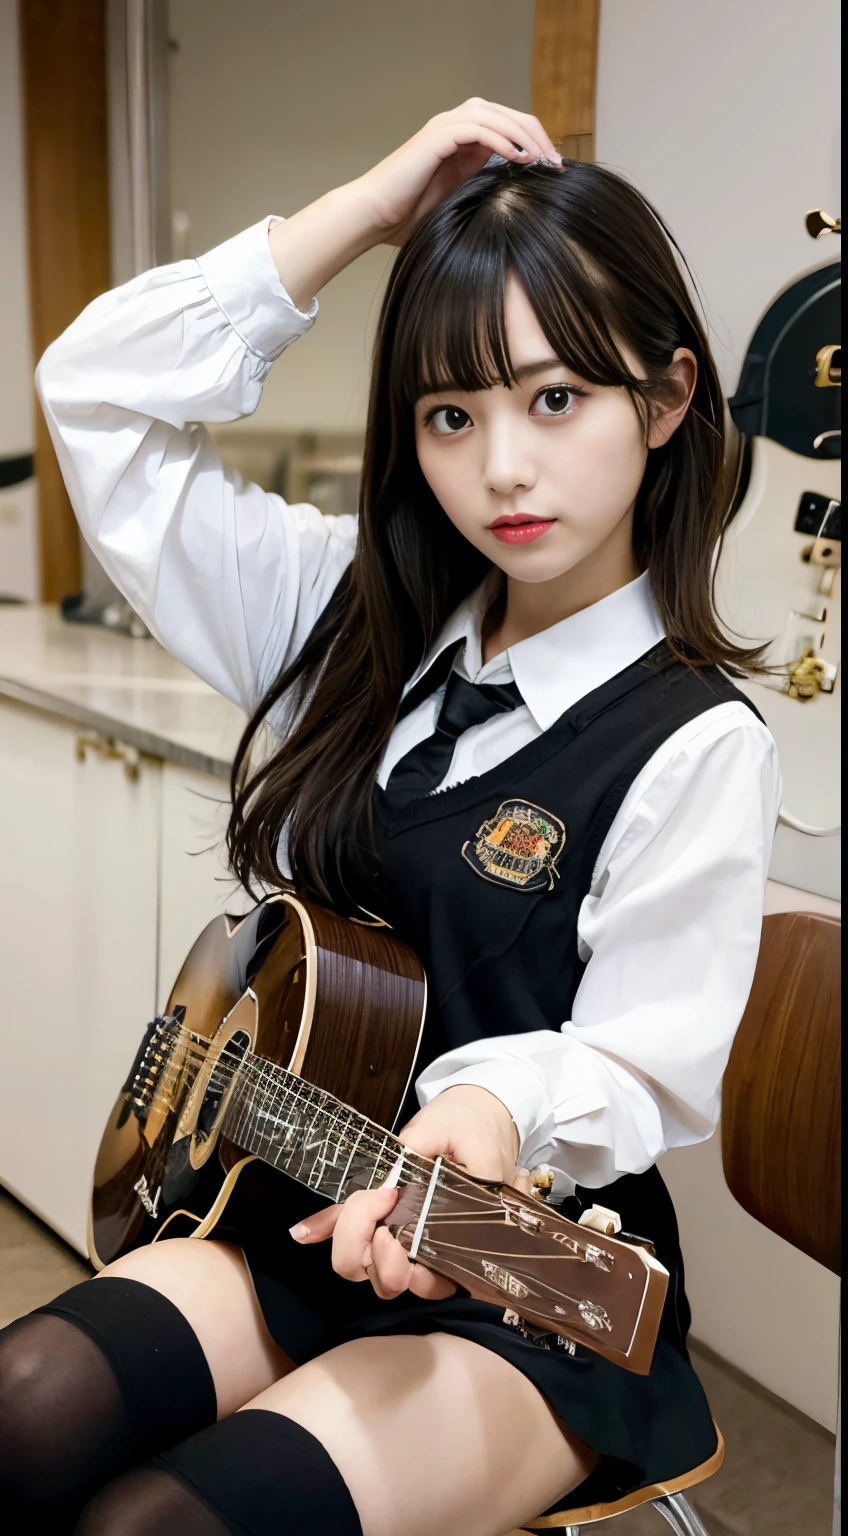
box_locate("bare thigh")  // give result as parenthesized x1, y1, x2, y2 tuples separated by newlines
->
(242, 1332, 598, 1536)
(97, 1239, 293, 1416)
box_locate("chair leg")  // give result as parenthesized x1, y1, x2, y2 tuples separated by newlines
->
(652, 1491, 712, 1535)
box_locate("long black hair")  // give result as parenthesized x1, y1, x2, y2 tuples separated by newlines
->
(227, 158, 763, 905)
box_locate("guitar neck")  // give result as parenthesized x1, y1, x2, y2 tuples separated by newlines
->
(215, 1048, 668, 1374)
(223, 1052, 421, 1203)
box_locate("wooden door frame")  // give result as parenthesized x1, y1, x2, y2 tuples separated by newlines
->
(20, 0, 112, 602)
(531, 0, 600, 161)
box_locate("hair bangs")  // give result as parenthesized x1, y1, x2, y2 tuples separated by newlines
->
(506, 208, 645, 393)
(390, 214, 520, 403)
(388, 169, 648, 412)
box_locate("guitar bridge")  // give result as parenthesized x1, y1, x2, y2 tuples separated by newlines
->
(125, 1012, 184, 1121)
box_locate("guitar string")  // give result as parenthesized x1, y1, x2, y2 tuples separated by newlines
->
(222, 1056, 421, 1189)
(149, 1040, 517, 1200)
(211, 1044, 419, 1172)
(143, 1042, 500, 1201)
(128, 1037, 619, 1327)
(134, 1028, 545, 1202)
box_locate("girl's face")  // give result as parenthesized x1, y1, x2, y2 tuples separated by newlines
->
(414, 278, 694, 589)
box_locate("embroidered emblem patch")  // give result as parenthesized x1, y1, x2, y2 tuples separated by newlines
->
(462, 800, 565, 892)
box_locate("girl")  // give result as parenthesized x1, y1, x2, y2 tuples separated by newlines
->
(2, 100, 779, 1536)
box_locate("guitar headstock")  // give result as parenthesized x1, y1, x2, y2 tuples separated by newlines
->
(384, 1172, 667, 1375)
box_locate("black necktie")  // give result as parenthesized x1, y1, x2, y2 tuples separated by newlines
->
(385, 664, 522, 804)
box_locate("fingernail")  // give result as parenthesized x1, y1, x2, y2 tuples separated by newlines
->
(515, 147, 529, 157)
(289, 1223, 309, 1241)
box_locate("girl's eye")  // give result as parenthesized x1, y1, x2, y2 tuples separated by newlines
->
(429, 405, 471, 435)
(533, 386, 576, 417)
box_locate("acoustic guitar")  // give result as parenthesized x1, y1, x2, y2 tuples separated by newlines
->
(89, 894, 667, 1374)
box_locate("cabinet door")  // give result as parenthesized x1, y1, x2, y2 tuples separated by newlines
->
(157, 761, 252, 1011)
(0, 700, 160, 1254)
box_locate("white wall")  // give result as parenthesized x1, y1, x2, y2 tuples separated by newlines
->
(596, 0, 841, 1430)
(595, 0, 841, 395)
(167, 0, 536, 434)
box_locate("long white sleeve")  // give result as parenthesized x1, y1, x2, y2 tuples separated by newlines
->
(35, 217, 357, 710)
(416, 704, 781, 1189)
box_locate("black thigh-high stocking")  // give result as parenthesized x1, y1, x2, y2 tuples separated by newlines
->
(74, 1411, 363, 1535)
(0, 1277, 217, 1534)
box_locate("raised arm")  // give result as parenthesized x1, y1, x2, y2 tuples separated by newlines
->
(35, 218, 357, 709)
(35, 102, 559, 708)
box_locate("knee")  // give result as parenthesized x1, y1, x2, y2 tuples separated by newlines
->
(0, 1311, 122, 1530)
(0, 1315, 83, 1485)
(73, 1468, 191, 1536)
(76, 1412, 363, 1536)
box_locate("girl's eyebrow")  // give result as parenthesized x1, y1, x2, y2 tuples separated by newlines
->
(418, 356, 565, 398)
(511, 356, 564, 381)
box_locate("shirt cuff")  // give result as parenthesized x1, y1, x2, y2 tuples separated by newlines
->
(196, 216, 318, 361)
(415, 1055, 550, 1158)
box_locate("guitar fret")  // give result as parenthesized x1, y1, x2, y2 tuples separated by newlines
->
(221, 1052, 420, 1209)
(334, 1129, 359, 1199)
(309, 1100, 343, 1192)
(368, 1133, 390, 1189)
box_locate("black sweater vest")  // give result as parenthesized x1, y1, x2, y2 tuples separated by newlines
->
(344, 645, 763, 1346)
(355, 646, 761, 1065)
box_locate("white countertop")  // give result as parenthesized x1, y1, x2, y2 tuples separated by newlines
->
(0, 605, 246, 777)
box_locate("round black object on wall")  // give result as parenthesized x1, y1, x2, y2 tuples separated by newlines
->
(728, 262, 840, 459)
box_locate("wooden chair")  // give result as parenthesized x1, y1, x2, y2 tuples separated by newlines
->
(512, 910, 841, 1535)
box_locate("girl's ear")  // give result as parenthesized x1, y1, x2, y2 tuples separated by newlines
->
(647, 348, 698, 449)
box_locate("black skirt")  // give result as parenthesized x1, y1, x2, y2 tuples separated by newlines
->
(225, 1168, 718, 1520)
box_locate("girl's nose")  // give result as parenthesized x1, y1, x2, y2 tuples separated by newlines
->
(482, 422, 537, 497)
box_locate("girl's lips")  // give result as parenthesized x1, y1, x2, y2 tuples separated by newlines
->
(490, 519, 555, 544)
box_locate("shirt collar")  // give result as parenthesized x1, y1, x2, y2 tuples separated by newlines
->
(401, 570, 499, 698)
(404, 569, 665, 728)
(507, 570, 665, 729)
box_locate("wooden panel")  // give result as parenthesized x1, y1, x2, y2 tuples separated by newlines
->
(299, 901, 426, 1125)
(20, 0, 111, 600)
(722, 911, 841, 1274)
(531, 0, 600, 161)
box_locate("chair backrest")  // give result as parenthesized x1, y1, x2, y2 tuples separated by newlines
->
(722, 910, 841, 1275)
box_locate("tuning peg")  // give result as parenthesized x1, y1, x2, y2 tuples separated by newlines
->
(578, 1203, 623, 1237)
(805, 208, 841, 239)
(530, 1165, 556, 1201)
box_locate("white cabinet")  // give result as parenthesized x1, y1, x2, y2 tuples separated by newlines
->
(0, 701, 250, 1256)
(0, 699, 160, 1253)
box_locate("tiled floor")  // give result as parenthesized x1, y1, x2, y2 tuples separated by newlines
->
(0, 1186, 836, 1533)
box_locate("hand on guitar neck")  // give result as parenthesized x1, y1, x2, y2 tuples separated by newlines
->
(290, 1085, 529, 1302)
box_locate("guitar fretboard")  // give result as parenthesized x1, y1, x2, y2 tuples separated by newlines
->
(223, 1052, 424, 1203)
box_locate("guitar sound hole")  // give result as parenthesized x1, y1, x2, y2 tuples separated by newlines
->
(195, 1028, 251, 1147)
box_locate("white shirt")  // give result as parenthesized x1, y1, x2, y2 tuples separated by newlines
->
(36, 216, 782, 1192)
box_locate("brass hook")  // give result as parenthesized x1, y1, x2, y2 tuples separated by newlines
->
(814, 343, 842, 388)
(805, 208, 841, 239)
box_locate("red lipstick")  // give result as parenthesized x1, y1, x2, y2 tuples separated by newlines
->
(489, 513, 555, 545)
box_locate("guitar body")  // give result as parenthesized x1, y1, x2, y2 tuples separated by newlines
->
(90, 894, 668, 1373)
(89, 895, 426, 1270)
